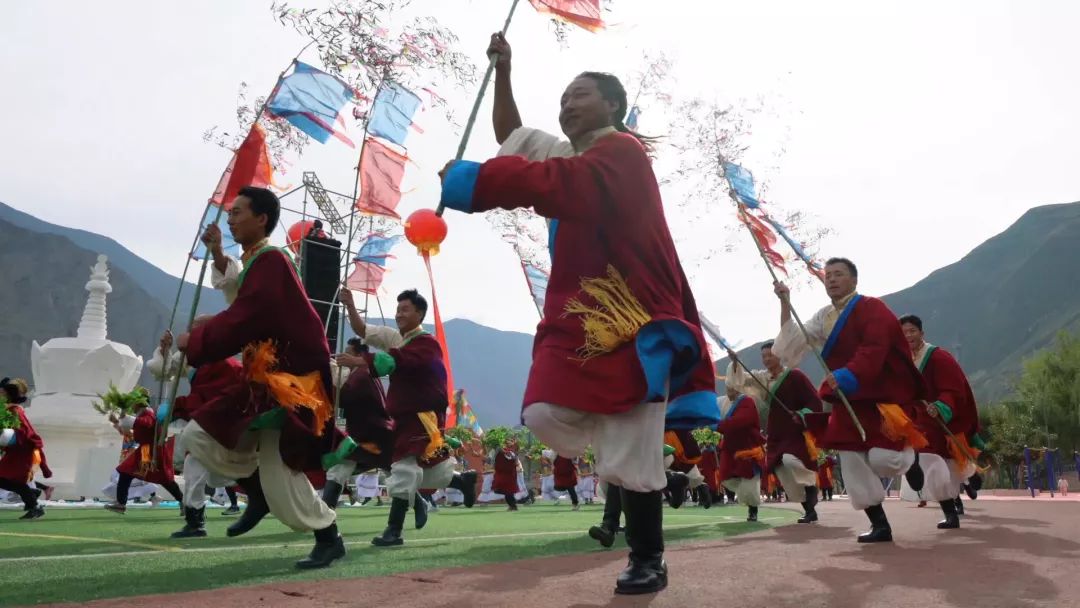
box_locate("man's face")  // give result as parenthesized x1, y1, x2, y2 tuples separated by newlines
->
(901, 323, 924, 353)
(725, 386, 739, 401)
(395, 299, 423, 333)
(824, 262, 857, 300)
(761, 347, 781, 371)
(227, 196, 267, 246)
(558, 76, 617, 142)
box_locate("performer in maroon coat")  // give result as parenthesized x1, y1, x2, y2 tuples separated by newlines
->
(175, 187, 343, 569)
(900, 314, 980, 530)
(727, 342, 827, 523)
(0, 378, 50, 520)
(716, 385, 767, 522)
(492, 445, 521, 511)
(817, 456, 836, 501)
(553, 455, 580, 509)
(438, 35, 719, 595)
(773, 258, 928, 543)
(342, 288, 477, 546)
(105, 396, 183, 513)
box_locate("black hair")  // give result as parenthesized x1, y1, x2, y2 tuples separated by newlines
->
(825, 257, 858, 278)
(760, 340, 775, 351)
(577, 71, 660, 154)
(238, 186, 281, 236)
(898, 314, 923, 331)
(346, 337, 369, 354)
(397, 289, 428, 322)
(0, 378, 26, 404)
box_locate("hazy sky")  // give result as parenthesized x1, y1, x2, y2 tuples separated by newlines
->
(3, 1, 1078, 346)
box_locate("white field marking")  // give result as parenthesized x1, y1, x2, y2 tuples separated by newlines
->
(0, 517, 783, 564)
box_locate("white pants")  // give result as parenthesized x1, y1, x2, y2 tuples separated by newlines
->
(182, 421, 335, 532)
(524, 402, 666, 493)
(839, 448, 915, 510)
(355, 472, 380, 498)
(577, 475, 597, 500)
(900, 454, 966, 503)
(663, 454, 707, 489)
(723, 476, 762, 507)
(774, 453, 818, 503)
(541, 475, 564, 501)
(385, 456, 456, 507)
(327, 462, 357, 486)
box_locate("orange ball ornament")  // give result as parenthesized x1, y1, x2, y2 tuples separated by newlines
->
(285, 220, 318, 254)
(404, 208, 448, 256)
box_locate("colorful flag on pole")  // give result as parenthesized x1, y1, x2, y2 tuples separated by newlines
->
(267, 61, 355, 147)
(626, 105, 641, 131)
(738, 207, 788, 275)
(723, 161, 760, 209)
(356, 137, 408, 219)
(452, 389, 484, 436)
(420, 256, 457, 424)
(345, 261, 386, 295)
(521, 262, 550, 315)
(759, 213, 825, 281)
(211, 123, 275, 209)
(367, 81, 422, 148)
(530, 0, 604, 32)
(191, 211, 240, 261)
(355, 234, 403, 266)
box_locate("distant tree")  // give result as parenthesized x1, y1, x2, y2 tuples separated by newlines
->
(1013, 331, 1080, 452)
(984, 401, 1041, 488)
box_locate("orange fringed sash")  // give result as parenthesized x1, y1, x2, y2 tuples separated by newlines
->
(664, 430, 703, 466)
(136, 444, 155, 477)
(417, 411, 447, 461)
(877, 403, 929, 450)
(244, 341, 333, 437)
(803, 431, 821, 462)
(734, 445, 766, 465)
(28, 449, 42, 483)
(948, 433, 987, 473)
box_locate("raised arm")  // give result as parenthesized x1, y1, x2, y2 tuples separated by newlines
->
(489, 33, 522, 144)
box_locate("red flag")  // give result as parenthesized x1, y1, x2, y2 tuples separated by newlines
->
(738, 208, 788, 275)
(356, 137, 407, 219)
(530, 0, 604, 32)
(422, 254, 457, 425)
(211, 123, 274, 210)
(345, 261, 386, 295)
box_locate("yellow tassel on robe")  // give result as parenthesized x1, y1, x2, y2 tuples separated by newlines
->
(244, 341, 333, 437)
(803, 431, 821, 462)
(877, 403, 929, 450)
(417, 411, 446, 461)
(563, 265, 652, 361)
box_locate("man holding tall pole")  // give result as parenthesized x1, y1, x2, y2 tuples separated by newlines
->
(771, 258, 928, 543)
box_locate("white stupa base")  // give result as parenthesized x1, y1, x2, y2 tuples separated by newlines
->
(25, 393, 123, 501)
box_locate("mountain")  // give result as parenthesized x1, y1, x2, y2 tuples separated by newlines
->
(0, 202, 226, 317)
(720, 201, 1080, 405)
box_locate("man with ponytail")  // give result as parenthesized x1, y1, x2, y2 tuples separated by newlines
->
(437, 34, 719, 596)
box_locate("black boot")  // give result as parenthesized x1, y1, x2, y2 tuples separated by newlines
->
(589, 484, 622, 549)
(227, 473, 270, 538)
(698, 486, 712, 509)
(747, 505, 759, 522)
(372, 497, 409, 547)
(19, 505, 45, 520)
(938, 500, 960, 529)
(858, 504, 893, 543)
(322, 481, 344, 510)
(414, 492, 429, 529)
(450, 470, 478, 508)
(968, 472, 982, 497)
(905, 453, 925, 492)
(954, 495, 965, 516)
(614, 488, 667, 595)
(296, 522, 346, 569)
(798, 486, 819, 523)
(665, 471, 690, 509)
(171, 506, 207, 538)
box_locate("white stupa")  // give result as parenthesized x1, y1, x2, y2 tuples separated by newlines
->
(29, 254, 144, 499)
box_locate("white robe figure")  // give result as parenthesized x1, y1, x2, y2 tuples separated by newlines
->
(355, 471, 381, 499)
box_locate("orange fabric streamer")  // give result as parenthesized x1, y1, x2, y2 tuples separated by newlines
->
(28, 449, 42, 483)
(803, 431, 821, 462)
(664, 430, 702, 465)
(244, 341, 333, 436)
(422, 253, 457, 426)
(877, 403, 929, 450)
(948, 433, 987, 473)
(734, 445, 766, 464)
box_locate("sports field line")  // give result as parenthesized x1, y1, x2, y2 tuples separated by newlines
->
(0, 517, 783, 563)
(0, 531, 180, 553)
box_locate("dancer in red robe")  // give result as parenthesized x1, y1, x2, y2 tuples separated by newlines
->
(728, 342, 826, 522)
(175, 187, 343, 569)
(438, 34, 719, 595)
(492, 443, 521, 511)
(553, 455, 580, 510)
(818, 456, 836, 501)
(900, 314, 980, 530)
(0, 378, 50, 519)
(105, 391, 183, 513)
(716, 383, 767, 522)
(773, 258, 928, 543)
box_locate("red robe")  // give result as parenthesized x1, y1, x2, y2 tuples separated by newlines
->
(377, 333, 449, 465)
(765, 369, 824, 472)
(818, 296, 927, 452)
(717, 396, 765, 482)
(116, 408, 175, 484)
(699, 448, 722, 494)
(186, 248, 334, 472)
(553, 455, 578, 490)
(0, 405, 51, 483)
(492, 449, 520, 494)
(443, 132, 717, 427)
(817, 457, 835, 490)
(172, 359, 244, 421)
(916, 346, 978, 459)
(337, 360, 393, 470)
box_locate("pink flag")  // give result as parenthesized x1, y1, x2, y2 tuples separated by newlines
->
(530, 0, 603, 32)
(356, 137, 407, 219)
(346, 261, 386, 295)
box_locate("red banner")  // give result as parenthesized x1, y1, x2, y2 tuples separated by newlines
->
(422, 254, 457, 426)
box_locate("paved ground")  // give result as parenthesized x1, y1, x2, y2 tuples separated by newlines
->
(71, 498, 1079, 608)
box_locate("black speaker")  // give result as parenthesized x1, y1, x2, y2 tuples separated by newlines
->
(300, 235, 343, 352)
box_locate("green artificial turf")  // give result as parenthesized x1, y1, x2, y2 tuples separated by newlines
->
(0, 503, 796, 606)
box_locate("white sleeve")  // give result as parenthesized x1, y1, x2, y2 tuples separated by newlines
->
(728, 365, 771, 402)
(147, 348, 169, 380)
(117, 416, 135, 433)
(497, 127, 574, 161)
(329, 359, 350, 389)
(365, 325, 404, 351)
(773, 305, 829, 368)
(211, 255, 242, 305)
(0, 428, 14, 447)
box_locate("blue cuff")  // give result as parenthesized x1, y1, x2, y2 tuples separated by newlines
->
(665, 390, 721, 429)
(156, 401, 172, 425)
(832, 367, 859, 395)
(636, 319, 701, 401)
(440, 160, 482, 213)
(933, 400, 953, 424)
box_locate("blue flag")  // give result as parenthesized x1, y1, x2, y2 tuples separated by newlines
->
(268, 61, 355, 146)
(723, 161, 760, 209)
(367, 81, 421, 147)
(354, 234, 403, 267)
